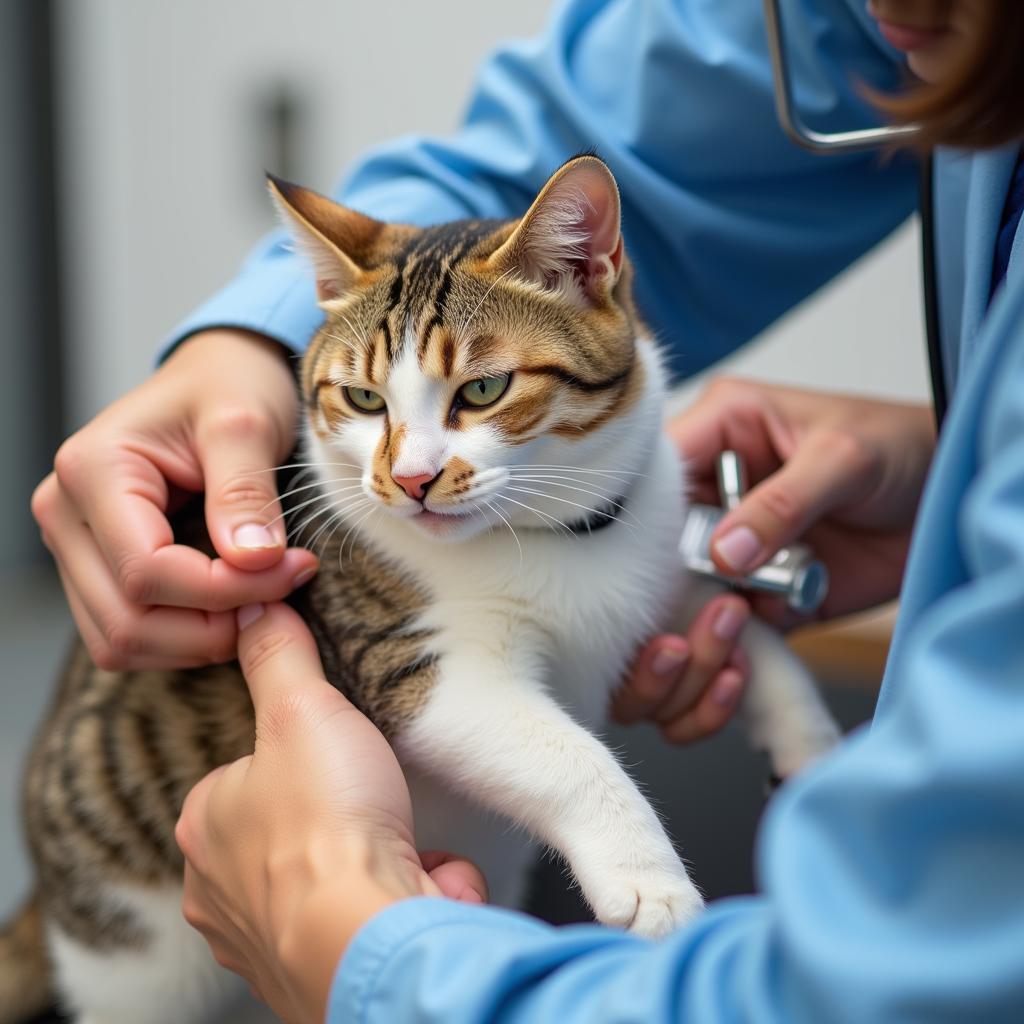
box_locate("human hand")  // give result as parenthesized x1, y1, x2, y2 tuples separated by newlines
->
(31, 329, 319, 670)
(176, 602, 486, 1024)
(616, 377, 936, 743)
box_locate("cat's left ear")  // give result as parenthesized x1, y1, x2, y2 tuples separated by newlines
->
(267, 175, 383, 303)
(488, 155, 624, 306)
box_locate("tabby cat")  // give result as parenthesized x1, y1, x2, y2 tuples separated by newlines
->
(0, 156, 840, 1024)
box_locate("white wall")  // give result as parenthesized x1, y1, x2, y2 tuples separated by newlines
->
(55, 0, 930, 428)
(54, 0, 552, 426)
(676, 218, 929, 409)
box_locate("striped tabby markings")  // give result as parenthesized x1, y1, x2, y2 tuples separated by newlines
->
(291, 540, 440, 737)
(312, 375, 354, 439)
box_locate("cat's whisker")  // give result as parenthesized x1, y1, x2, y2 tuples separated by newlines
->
(287, 502, 333, 545)
(268, 484, 367, 529)
(509, 465, 647, 481)
(457, 268, 516, 342)
(505, 477, 644, 526)
(494, 494, 575, 538)
(505, 478, 643, 527)
(309, 497, 370, 561)
(242, 461, 365, 476)
(307, 498, 368, 557)
(286, 466, 317, 493)
(288, 488, 374, 550)
(483, 500, 524, 565)
(505, 486, 640, 537)
(272, 475, 363, 510)
(507, 471, 627, 489)
(339, 503, 379, 566)
(297, 498, 354, 551)
(508, 475, 618, 496)
(330, 307, 374, 356)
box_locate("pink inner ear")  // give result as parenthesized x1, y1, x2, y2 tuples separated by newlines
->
(573, 170, 620, 262)
(542, 164, 621, 297)
(317, 278, 341, 301)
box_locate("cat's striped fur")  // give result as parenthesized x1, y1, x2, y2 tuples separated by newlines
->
(1, 156, 841, 1024)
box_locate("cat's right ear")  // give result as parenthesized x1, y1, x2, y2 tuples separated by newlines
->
(267, 175, 382, 303)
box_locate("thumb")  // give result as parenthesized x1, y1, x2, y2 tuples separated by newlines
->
(236, 602, 330, 712)
(710, 431, 868, 574)
(198, 410, 296, 571)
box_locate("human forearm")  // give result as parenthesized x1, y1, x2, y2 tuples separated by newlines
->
(166, 0, 916, 373)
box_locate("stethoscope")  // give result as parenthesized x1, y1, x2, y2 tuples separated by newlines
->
(762, 0, 947, 427)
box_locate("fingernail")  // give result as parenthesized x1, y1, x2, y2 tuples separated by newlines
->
(713, 602, 749, 641)
(651, 645, 689, 677)
(292, 566, 317, 588)
(233, 522, 280, 550)
(237, 604, 265, 630)
(713, 526, 763, 573)
(711, 670, 743, 708)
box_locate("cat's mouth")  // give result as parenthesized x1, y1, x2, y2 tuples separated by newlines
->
(411, 506, 478, 533)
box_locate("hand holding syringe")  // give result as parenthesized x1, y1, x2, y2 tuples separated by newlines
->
(680, 451, 829, 615)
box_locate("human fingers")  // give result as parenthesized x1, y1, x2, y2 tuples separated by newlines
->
(709, 427, 880, 576)
(196, 404, 298, 572)
(419, 851, 489, 904)
(667, 378, 786, 503)
(660, 645, 749, 745)
(40, 484, 239, 668)
(51, 433, 318, 614)
(652, 595, 750, 726)
(611, 636, 690, 725)
(235, 603, 334, 715)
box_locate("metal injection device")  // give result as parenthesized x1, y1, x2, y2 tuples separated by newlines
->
(679, 451, 829, 615)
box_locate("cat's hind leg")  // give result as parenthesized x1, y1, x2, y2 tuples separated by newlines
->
(739, 616, 842, 779)
(47, 883, 259, 1024)
(676, 580, 841, 779)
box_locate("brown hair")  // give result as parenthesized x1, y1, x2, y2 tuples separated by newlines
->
(876, 1, 1024, 150)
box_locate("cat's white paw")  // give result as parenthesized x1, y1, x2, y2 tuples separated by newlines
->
(587, 867, 704, 939)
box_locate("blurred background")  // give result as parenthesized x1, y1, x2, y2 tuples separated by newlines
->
(1, 0, 929, 1016)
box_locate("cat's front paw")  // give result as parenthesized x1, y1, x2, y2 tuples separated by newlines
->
(588, 868, 704, 939)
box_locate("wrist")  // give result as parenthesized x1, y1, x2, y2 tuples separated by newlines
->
(274, 835, 412, 1022)
(167, 327, 293, 370)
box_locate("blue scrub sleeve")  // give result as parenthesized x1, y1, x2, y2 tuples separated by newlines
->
(166, 0, 916, 379)
(328, 293, 1024, 1022)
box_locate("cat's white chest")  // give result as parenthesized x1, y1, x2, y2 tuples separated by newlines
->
(420, 434, 688, 726)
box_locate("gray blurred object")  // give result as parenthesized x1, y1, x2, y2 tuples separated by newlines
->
(680, 451, 829, 614)
(0, 0, 64, 573)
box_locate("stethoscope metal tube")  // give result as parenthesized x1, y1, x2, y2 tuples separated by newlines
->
(762, 0, 945, 428)
(762, 0, 920, 153)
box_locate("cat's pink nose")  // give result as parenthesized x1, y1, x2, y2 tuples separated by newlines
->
(392, 472, 436, 501)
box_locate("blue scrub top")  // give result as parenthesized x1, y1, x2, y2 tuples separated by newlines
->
(170, 1, 1024, 1020)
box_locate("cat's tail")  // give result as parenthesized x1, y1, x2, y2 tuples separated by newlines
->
(0, 894, 54, 1024)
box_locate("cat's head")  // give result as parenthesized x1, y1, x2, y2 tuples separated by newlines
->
(272, 156, 659, 544)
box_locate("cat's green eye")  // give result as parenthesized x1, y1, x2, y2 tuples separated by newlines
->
(344, 386, 386, 413)
(458, 374, 511, 409)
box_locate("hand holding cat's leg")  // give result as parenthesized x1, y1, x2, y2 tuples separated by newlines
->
(620, 582, 839, 775)
(32, 329, 318, 670)
(178, 603, 486, 1023)
(397, 646, 704, 938)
